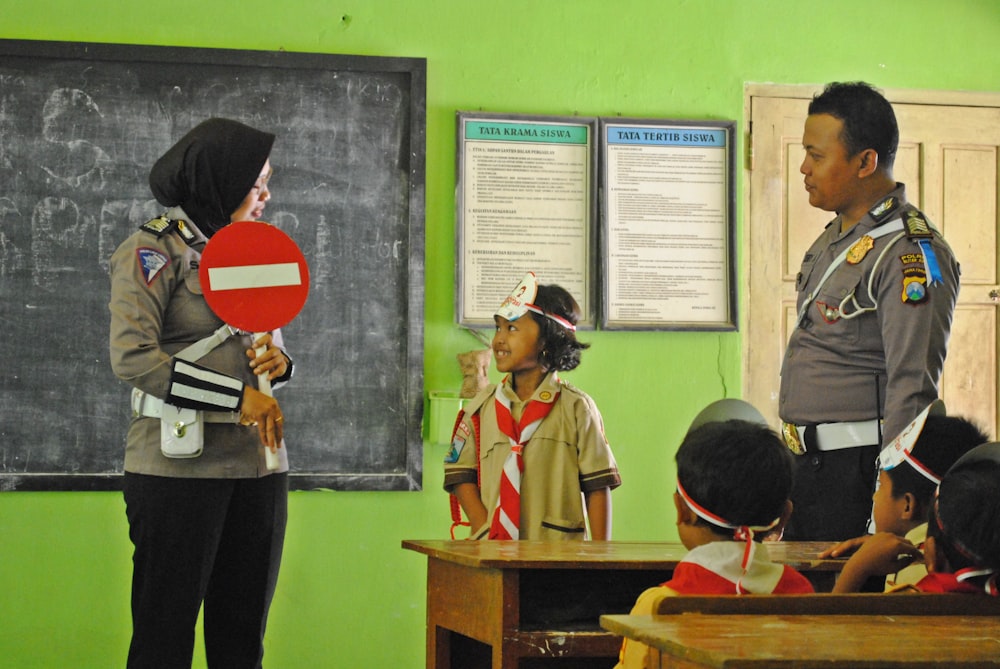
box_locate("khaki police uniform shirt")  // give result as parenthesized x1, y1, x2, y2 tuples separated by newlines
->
(779, 184, 960, 442)
(443, 372, 621, 540)
(108, 207, 289, 477)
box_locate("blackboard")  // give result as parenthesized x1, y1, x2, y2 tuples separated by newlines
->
(0, 40, 426, 491)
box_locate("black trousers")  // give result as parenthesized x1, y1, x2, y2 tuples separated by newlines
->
(123, 472, 288, 669)
(784, 444, 879, 542)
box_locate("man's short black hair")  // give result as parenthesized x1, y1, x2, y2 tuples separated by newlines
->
(676, 420, 793, 529)
(809, 81, 899, 170)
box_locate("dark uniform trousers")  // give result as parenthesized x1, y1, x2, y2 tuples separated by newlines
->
(123, 472, 288, 669)
(784, 436, 879, 543)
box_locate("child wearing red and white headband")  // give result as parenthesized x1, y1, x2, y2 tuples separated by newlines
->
(444, 272, 621, 541)
(915, 442, 1000, 596)
(615, 399, 812, 669)
(822, 401, 987, 592)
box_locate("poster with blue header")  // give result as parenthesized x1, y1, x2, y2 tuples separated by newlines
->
(600, 119, 736, 331)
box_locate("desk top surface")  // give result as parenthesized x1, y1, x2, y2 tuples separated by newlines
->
(401, 540, 842, 571)
(601, 613, 1000, 667)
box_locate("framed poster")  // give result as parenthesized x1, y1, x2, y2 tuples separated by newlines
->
(456, 112, 598, 328)
(600, 118, 737, 330)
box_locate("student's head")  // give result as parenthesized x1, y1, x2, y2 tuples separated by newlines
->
(493, 273, 589, 374)
(808, 81, 898, 172)
(149, 117, 275, 237)
(874, 408, 988, 536)
(673, 400, 794, 548)
(925, 442, 1000, 581)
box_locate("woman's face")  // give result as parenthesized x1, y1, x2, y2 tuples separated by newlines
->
(230, 159, 272, 222)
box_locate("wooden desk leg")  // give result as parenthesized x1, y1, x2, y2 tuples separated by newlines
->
(424, 557, 508, 669)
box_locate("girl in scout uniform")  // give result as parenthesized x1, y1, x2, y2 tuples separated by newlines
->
(109, 118, 293, 668)
(444, 272, 621, 541)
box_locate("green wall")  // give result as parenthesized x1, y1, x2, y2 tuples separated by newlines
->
(1, 1, 997, 666)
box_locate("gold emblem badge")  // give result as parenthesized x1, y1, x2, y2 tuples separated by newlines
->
(781, 422, 805, 455)
(846, 235, 874, 265)
(870, 197, 896, 220)
(539, 391, 552, 401)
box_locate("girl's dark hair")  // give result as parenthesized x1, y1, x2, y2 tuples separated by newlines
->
(676, 421, 793, 530)
(529, 284, 589, 372)
(808, 81, 898, 170)
(932, 456, 1000, 571)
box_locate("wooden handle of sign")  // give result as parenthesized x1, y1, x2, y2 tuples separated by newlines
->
(256, 334, 281, 471)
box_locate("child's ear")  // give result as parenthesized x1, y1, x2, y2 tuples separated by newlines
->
(924, 536, 946, 574)
(900, 492, 917, 521)
(773, 499, 794, 538)
(673, 491, 697, 526)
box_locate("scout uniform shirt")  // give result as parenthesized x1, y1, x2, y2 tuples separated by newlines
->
(443, 372, 621, 540)
(779, 184, 960, 443)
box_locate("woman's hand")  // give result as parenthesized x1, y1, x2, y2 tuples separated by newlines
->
(246, 332, 289, 382)
(239, 386, 284, 451)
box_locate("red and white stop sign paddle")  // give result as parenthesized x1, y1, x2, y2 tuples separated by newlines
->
(200, 220, 310, 469)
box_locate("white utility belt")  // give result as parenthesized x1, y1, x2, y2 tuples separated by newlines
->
(131, 388, 239, 424)
(782, 419, 881, 454)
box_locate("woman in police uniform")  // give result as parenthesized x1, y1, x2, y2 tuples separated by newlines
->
(109, 118, 292, 668)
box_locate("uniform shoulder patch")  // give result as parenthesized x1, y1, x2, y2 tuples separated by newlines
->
(902, 210, 933, 239)
(140, 216, 177, 238)
(175, 219, 197, 244)
(869, 196, 899, 223)
(136, 247, 170, 285)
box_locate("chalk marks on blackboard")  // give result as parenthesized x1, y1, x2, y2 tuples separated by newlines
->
(0, 39, 426, 491)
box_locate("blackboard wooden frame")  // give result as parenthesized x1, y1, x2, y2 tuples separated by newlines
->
(0, 39, 426, 492)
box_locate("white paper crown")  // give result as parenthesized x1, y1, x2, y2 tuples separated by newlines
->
(878, 400, 947, 484)
(495, 272, 576, 331)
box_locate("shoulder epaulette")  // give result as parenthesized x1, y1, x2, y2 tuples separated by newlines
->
(902, 209, 934, 239)
(868, 195, 900, 224)
(140, 215, 177, 237)
(140, 215, 199, 246)
(462, 385, 496, 417)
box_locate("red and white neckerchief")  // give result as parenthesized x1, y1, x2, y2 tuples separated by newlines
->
(955, 567, 999, 596)
(676, 480, 781, 594)
(488, 378, 559, 540)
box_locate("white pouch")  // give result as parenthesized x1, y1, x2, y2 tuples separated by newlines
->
(160, 404, 204, 458)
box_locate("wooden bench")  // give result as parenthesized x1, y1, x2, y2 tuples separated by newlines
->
(656, 592, 1000, 616)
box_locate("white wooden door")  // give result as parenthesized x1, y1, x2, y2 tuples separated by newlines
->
(745, 86, 1000, 440)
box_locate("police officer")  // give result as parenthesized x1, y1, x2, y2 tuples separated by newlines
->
(109, 118, 293, 668)
(779, 82, 960, 542)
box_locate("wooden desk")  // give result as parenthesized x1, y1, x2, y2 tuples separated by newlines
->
(600, 613, 1000, 668)
(402, 540, 841, 669)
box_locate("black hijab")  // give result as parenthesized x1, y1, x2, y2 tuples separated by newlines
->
(149, 118, 275, 238)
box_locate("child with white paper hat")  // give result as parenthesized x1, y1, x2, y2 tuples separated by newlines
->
(823, 401, 987, 592)
(444, 272, 621, 541)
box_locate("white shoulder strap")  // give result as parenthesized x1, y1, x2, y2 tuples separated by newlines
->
(174, 323, 237, 363)
(793, 218, 905, 330)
